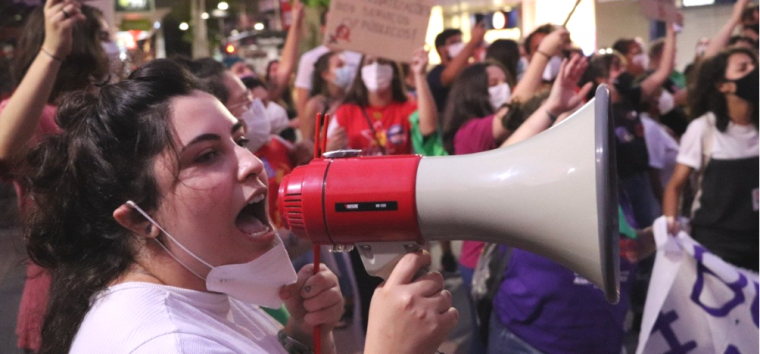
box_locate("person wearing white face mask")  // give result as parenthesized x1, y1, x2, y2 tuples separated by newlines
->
(327, 48, 438, 157)
(23, 59, 458, 354)
(427, 24, 487, 112)
(326, 48, 440, 332)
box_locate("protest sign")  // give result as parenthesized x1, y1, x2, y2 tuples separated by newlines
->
(639, 0, 684, 25)
(636, 217, 759, 354)
(323, 0, 433, 63)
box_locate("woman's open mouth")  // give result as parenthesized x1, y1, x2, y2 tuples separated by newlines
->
(235, 193, 272, 237)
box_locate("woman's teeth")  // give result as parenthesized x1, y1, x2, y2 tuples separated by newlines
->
(248, 226, 271, 237)
(249, 194, 265, 204)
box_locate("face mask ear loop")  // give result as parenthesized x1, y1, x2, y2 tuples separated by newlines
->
(126, 201, 215, 279)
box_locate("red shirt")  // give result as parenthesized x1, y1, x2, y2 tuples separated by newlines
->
(335, 101, 417, 156)
(254, 135, 294, 229)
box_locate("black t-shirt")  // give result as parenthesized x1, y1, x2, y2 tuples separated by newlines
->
(613, 101, 650, 179)
(426, 64, 450, 113)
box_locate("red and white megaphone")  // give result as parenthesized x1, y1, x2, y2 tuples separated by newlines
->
(279, 85, 620, 303)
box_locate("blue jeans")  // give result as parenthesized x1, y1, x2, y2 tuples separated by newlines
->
(459, 264, 487, 354)
(487, 312, 544, 354)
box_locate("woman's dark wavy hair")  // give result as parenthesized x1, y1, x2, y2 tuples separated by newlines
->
(13, 5, 109, 103)
(689, 47, 759, 132)
(23, 59, 196, 354)
(441, 63, 495, 154)
(310, 51, 338, 98)
(486, 39, 519, 87)
(343, 55, 407, 107)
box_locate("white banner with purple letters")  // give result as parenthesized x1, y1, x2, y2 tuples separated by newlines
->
(637, 217, 759, 354)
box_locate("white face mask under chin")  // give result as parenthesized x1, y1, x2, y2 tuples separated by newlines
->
(126, 201, 297, 308)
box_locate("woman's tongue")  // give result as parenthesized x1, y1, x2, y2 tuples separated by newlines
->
(235, 207, 267, 235)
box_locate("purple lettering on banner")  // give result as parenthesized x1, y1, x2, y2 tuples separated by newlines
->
(752, 281, 758, 327)
(690, 246, 747, 317)
(651, 310, 698, 353)
(724, 345, 741, 354)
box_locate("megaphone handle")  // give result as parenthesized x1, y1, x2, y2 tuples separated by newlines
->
(356, 242, 427, 280)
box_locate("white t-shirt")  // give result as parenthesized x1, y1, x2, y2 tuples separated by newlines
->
(641, 114, 679, 188)
(677, 112, 759, 170)
(294, 45, 361, 90)
(70, 282, 287, 354)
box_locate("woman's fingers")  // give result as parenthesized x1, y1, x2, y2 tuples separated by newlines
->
(407, 270, 445, 297)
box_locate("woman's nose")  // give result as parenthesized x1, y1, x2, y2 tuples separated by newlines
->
(237, 146, 265, 182)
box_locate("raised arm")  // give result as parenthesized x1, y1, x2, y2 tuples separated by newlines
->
(0, 0, 84, 161)
(703, 0, 749, 59)
(502, 54, 591, 148)
(511, 27, 569, 102)
(639, 18, 678, 101)
(663, 163, 692, 234)
(411, 48, 437, 136)
(440, 23, 486, 86)
(268, 1, 304, 102)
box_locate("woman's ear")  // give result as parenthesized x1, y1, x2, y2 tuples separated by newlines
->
(113, 204, 159, 238)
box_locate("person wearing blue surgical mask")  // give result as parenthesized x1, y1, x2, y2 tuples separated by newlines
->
(299, 51, 352, 147)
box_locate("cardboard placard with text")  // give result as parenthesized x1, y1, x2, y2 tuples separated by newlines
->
(639, 0, 683, 26)
(323, 0, 433, 63)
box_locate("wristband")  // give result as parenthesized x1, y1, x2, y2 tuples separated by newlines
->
(40, 47, 64, 62)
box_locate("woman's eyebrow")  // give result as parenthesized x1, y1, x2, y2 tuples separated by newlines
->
(181, 134, 220, 152)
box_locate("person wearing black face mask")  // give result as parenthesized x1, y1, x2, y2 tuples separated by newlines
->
(664, 47, 759, 272)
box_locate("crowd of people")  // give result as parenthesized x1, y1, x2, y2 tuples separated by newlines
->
(0, 0, 757, 353)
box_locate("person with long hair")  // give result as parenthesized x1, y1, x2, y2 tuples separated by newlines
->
(326, 48, 436, 156)
(23, 59, 457, 354)
(299, 51, 351, 142)
(0, 2, 110, 352)
(663, 47, 758, 271)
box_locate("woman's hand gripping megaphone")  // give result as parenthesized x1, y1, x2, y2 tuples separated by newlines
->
(365, 251, 459, 354)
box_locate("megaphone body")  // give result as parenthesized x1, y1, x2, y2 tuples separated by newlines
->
(279, 86, 620, 303)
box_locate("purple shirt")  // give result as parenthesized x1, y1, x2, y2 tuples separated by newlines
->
(454, 115, 496, 268)
(494, 248, 635, 354)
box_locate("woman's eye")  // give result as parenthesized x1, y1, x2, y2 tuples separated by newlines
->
(195, 150, 219, 164)
(236, 138, 250, 147)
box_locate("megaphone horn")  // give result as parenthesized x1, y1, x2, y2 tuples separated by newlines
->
(279, 85, 620, 303)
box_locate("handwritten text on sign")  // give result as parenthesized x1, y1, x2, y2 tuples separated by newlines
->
(324, 0, 433, 63)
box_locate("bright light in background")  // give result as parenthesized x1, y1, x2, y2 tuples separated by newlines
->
(225, 44, 235, 53)
(230, 29, 239, 36)
(179, 22, 189, 31)
(201, 12, 210, 20)
(425, 6, 444, 65)
(683, 0, 714, 6)
(153, 21, 161, 29)
(492, 11, 506, 29)
(534, 0, 596, 56)
(217, 1, 229, 10)
(254, 22, 264, 31)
